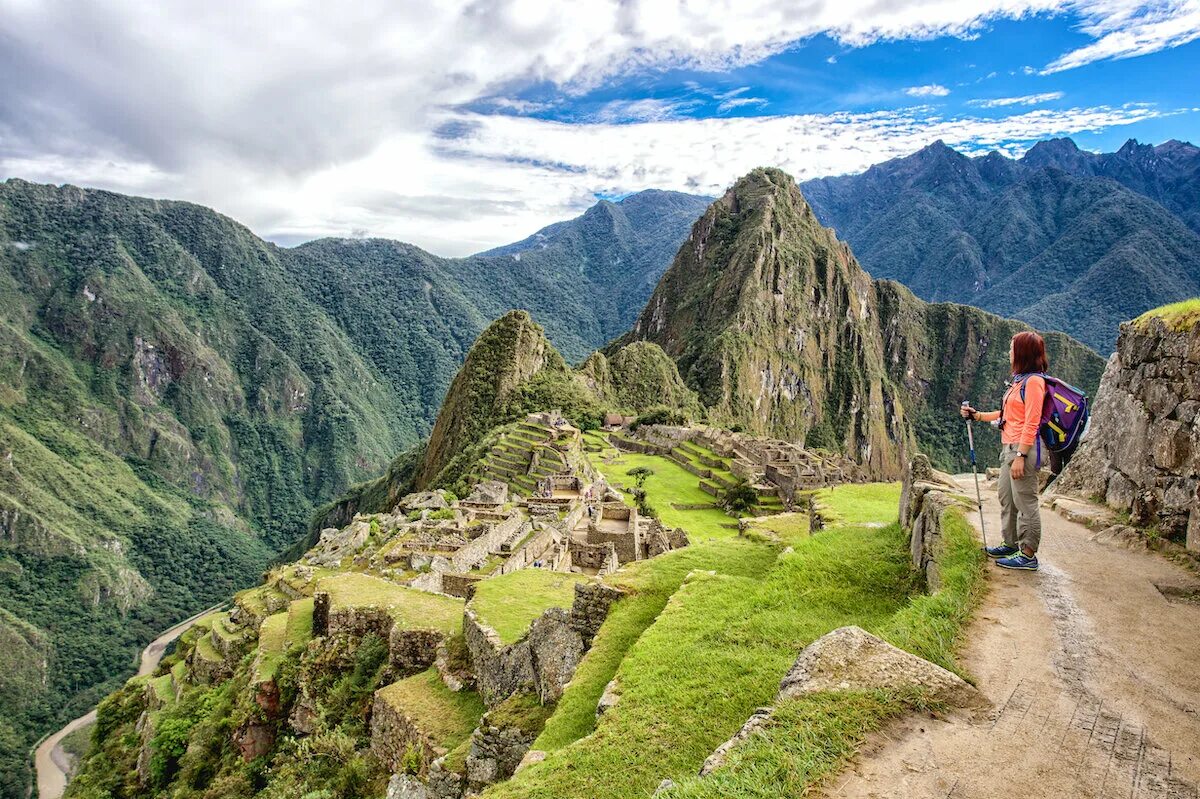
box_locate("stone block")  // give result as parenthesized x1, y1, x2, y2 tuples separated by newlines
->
(527, 608, 584, 703)
(778, 626, 985, 709)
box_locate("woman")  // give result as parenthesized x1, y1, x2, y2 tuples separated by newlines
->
(960, 331, 1047, 572)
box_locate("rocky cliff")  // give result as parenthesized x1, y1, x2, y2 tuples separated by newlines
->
(617, 168, 910, 476)
(618, 167, 1105, 477)
(1058, 301, 1200, 550)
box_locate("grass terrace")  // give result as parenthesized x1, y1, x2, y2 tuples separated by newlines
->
(808, 482, 905, 526)
(740, 512, 810, 545)
(318, 573, 463, 633)
(487, 482, 987, 799)
(470, 570, 589, 645)
(1134, 298, 1200, 331)
(254, 612, 289, 683)
(375, 667, 486, 752)
(585, 434, 740, 540)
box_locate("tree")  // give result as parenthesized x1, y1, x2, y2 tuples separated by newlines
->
(722, 478, 758, 513)
(626, 466, 654, 488)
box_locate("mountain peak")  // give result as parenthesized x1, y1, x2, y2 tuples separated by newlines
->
(414, 309, 568, 489)
(623, 166, 904, 474)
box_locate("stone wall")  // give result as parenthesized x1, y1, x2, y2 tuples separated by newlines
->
(900, 454, 966, 591)
(586, 527, 638, 563)
(568, 540, 615, 571)
(462, 609, 537, 706)
(442, 573, 481, 599)
(1059, 316, 1200, 550)
(462, 580, 625, 706)
(371, 691, 446, 773)
(389, 628, 444, 675)
(567, 582, 625, 647)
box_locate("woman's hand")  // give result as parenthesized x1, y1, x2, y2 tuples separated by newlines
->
(960, 405, 977, 419)
(1011, 455, 1026, 479)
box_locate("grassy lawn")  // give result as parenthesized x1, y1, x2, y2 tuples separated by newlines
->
(587, 442, 741, 541)
(741, 512, 809, 544)
(253, 598, 315, 683)
(470, 570, 589, 644)
(532, 538, 779, 754)
(254, 612, 289, 682)
(487, 481, 985, 799)
(286, 597, 315, 642)
(809, 482, 902, 526)
(317, 573, 463, 633)
(375, 668, 486, 751)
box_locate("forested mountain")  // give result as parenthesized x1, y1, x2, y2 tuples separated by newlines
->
(0, 179, 705, 797)
(800, 139, 1200, 352)
(618, 167, 1105, 473)
(1021, 138, 1200, 233)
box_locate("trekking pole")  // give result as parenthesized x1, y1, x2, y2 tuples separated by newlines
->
(961, 401, 988, 550)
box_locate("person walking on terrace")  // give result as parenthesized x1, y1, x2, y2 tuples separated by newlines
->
(960, 331, 1048, 572)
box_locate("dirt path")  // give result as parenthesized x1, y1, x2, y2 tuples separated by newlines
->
(34, 603, 223, 799)
(825, 476, 1200, 799)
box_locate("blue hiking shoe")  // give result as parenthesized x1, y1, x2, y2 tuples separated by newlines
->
(996, 552, 1039, 571)
(986, 544, 1019, 559)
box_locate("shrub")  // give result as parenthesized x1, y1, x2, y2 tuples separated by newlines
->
(428, 508, 455, 521)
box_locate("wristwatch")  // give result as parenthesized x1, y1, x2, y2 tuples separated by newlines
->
(1015, 452, 1027, 460)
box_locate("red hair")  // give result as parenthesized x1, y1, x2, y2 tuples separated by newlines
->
(1012, 331, 1048, 375)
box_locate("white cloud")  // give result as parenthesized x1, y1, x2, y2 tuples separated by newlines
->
(0, 0, 1193, 255)
(969, 91, 1066, 106)
(717, 96, 769, 113)
(1045, 0, 1200, 72)
(591, 98, 700, 123)
(905, 84, 952, 97)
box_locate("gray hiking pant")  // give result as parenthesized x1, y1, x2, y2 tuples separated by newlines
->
(998, 443, 1042, 552)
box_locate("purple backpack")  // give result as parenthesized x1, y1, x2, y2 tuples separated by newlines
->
(1011, 372, 1091, 457)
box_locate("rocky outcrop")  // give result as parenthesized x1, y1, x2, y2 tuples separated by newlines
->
(900, 453, 967, 590)
(777, 626, 984, 707)
(1059, 312, 1200, 550)
(700, 626, 986, 778)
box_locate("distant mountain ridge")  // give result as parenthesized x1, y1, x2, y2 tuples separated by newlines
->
(800, 138, 1200, 352)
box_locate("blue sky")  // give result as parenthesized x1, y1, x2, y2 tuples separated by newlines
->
(1, 1, 1197, 254)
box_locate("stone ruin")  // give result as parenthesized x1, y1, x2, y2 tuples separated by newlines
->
(1058, 314, 1200, 551)
(615, 423, 866, 511)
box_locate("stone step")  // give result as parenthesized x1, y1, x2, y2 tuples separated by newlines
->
(488, 453, 529, 472)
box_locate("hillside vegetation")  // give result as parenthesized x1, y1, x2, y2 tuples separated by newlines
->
(0, 180, 705, 798)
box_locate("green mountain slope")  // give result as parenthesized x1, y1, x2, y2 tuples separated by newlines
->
(801, 140, 1200, 352)
(0, 179, 413, 794)
(619, 167, 1106, 474)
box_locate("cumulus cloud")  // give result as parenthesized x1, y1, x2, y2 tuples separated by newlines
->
(905, 84, 952, 97)
(969, 91, 1066, 106)
(0, 0, 1194, 254)
(1046, 0, 1200, 72)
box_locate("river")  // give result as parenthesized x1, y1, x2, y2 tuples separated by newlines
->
(33, 604, 223, 799)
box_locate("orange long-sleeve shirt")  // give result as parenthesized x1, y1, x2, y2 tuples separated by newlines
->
(976, 374, 1046, 448)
